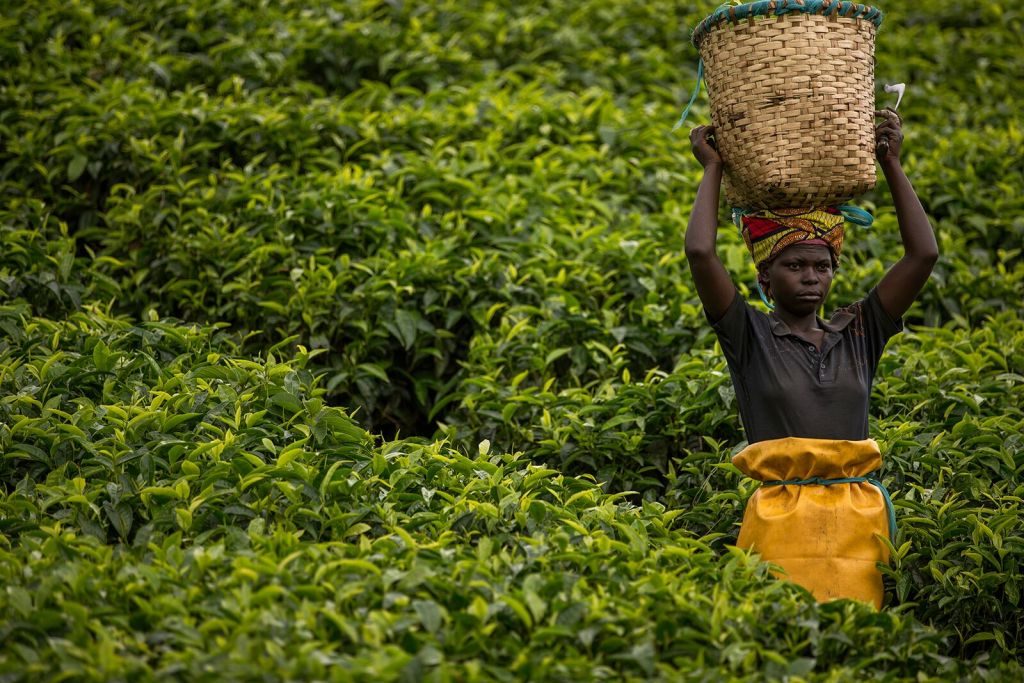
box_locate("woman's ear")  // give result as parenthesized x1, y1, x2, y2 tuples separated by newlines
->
(757, 267, 772, 301)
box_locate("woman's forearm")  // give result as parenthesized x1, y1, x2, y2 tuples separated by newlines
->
(881, 159, 939, 263)
(685, 125, 735, 320)
(872, 155, 939, 319)
(685, 161, 724, 258)
(684, 160, 735, 320)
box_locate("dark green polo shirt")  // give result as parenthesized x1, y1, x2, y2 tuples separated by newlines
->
(710, 288, 903, 444)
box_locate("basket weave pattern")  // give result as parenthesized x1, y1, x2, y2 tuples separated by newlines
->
(697, 11, 878, 209)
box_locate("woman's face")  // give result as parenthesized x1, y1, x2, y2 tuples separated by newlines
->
(762, 243, 835, 315)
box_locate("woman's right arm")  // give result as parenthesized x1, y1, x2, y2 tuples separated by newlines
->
(684, 125, 737, 322)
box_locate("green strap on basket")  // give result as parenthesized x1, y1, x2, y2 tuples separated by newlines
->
(672, 59, 704, 131)
(762, 475, 897, 540)
(730, 206, 874, 230)
(838, 205, 874, 227)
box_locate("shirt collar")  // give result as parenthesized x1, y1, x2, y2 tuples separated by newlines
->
(768, 309, 856, 337)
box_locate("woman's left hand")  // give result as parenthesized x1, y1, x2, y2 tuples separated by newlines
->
(874, 108, 904, 165)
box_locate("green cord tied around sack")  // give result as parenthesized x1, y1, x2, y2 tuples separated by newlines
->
(762, 475, 897, 541)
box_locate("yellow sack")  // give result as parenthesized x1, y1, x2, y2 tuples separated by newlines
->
(732, 437, 895, 609)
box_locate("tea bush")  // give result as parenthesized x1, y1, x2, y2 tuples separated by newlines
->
(2, 0, 1023, 679)
(5, 0, 1021, 432)
(0, 306, 1014, 680)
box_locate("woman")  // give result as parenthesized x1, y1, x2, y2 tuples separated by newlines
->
(684, 111, 938, 607)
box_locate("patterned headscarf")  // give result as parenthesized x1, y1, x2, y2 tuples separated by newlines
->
(739, 207, 845, 270)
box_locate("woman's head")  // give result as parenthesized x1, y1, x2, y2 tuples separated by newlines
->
(740, 207, 845, 310)
(740, 207, 845, 268)
(758, 242, 836, 314)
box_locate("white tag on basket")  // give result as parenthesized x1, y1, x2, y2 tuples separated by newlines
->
(884, 83, 906, 110)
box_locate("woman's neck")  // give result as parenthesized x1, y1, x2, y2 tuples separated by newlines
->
(773, 307, 821, 333)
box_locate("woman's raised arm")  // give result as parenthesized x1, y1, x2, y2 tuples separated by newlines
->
(873, 110, 940, 319)
(685, 125, 737, 322)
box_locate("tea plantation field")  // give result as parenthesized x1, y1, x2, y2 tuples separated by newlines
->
(2, 0, 1023, 680)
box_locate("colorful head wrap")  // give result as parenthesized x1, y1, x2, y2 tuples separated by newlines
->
(740, 207, 845, 270)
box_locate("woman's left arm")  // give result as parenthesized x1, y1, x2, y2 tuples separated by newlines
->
(874, 109, 940, 320)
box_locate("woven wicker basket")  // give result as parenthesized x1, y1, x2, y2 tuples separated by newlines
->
(692, 1, 884, 209)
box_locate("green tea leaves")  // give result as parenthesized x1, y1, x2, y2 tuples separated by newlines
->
(67, 154, 88, 182)
(2, 0, 1023, 678)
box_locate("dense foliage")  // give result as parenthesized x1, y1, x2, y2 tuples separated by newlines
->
(2, 0, 1022, 680)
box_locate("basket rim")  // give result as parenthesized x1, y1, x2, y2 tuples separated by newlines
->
(691, 0, 884, 48)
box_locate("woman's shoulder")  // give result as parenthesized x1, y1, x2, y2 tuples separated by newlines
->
(827, 287, 902, 339)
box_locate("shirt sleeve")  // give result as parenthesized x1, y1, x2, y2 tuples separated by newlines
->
(860, 286, 904, 364)
(708, 290, 753, 369)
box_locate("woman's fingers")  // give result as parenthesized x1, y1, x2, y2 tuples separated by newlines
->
(875, 113, 903, 158)
(690, 126, 717, 151)
(689, 125, 721, 166)
(875, 120, 903, 139)
(875, 126, 903, 142)
(874, 114, 903, 144)
(874, 107, 903, 124)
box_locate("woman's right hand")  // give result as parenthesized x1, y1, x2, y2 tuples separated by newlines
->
(689, 125, 722, 168)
